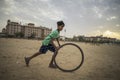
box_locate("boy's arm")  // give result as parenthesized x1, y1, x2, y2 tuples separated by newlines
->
(56, 38, 60, 47)
(50, 39, 57, 49)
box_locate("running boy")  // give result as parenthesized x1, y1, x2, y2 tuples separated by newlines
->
(24, 21, 65, 68)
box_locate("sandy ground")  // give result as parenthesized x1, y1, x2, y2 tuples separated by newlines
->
(0, 38, 120, 80)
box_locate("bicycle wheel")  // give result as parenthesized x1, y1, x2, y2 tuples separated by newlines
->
(53, 43, 84, 72)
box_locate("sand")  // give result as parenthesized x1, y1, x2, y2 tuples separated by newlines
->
(0, 38, 120, 80)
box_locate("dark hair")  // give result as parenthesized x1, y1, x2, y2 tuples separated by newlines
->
(57, 21, 65, 27)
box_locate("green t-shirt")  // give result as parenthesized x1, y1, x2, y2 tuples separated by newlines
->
(42, 29, 59, 46)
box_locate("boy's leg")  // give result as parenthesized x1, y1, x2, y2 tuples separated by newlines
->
(25, 52, 42, 67)
(48, 44, 57, 68)
(49, 53, 57, 68)
(25, 45, 47, 67)
(28, 52, 42, 60)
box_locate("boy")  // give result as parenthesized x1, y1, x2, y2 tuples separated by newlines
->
(24, 21, 65, 68)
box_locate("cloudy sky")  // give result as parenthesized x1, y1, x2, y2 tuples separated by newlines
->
(0, 0, 120, 39)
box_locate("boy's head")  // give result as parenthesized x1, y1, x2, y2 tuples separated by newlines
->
(57, 21, 65, 31)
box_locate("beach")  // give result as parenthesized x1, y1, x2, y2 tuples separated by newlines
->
(0, 38, 120, 80)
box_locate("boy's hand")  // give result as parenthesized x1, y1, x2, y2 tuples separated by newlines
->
(55, 46, 59, 51)
(56, 38, 60, 47)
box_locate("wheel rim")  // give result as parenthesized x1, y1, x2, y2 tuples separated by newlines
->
(53, 43, 84, 72)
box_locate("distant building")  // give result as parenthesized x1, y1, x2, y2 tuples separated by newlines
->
(5, 19, 52, 39)
(2, 28, 6, 33)
(74, 35, 117, 43)
(6, 20, 21, 36)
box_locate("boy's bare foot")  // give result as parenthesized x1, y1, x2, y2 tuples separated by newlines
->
(49, 64, 57, 69)
(24, 57, 30, 67)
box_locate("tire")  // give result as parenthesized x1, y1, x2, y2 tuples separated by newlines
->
(53, 43, 84, 72)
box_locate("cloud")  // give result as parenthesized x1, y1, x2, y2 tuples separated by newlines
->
(116, 24, 120, 27)
(0, 0, 120, 38)
(79, 15, 84, 18)
(88, 30, 120, 39)
(98, 13, 103, 18)
(98, 26, 104, 29)
(103, 30, 120, 39)
(92, 6, 103, 19)
(0, 0, 67, 27)
(106, 16, 117, 21)
(40, 8, 66, 21)
(87, 30, 103, 37)
(40, 0, 51, 2)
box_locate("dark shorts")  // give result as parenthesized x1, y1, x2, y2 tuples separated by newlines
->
(39, 44, 56, 54)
